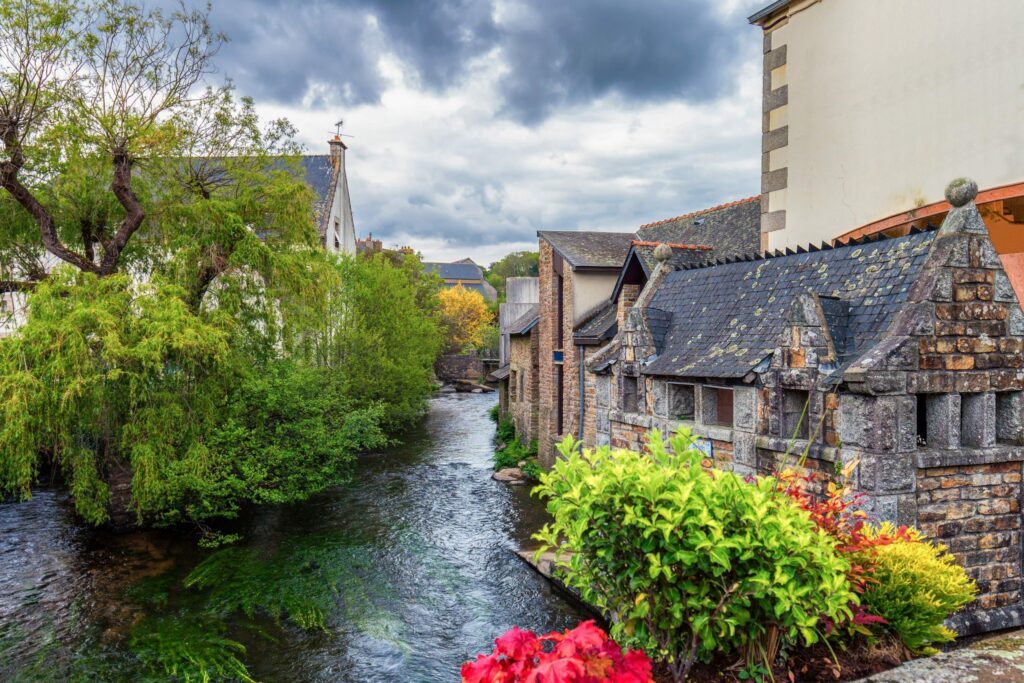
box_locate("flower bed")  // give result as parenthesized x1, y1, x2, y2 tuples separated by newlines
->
(468, 427, 977, 682)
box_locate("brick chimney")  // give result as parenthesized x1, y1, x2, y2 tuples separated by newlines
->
(328, 134, 347, 171)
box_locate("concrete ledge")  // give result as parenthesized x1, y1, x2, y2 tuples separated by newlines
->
(756, 435, 840, 463)
(915, 446, 1024, 469)
(948, 605, 1024, 637)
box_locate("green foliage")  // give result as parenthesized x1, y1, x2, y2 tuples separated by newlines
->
(488, 403, 501, 423)
(494, 437, 537, 470)
(0, 270, 234, 524)
(520, 459, 542, 481)
(0, 271, 392, 528)
(476, 323, 500, 358)
(299, 254, 442, 430)
(485, 250, 539, 301)
(855, 524, 976, 654)
(495, 417, 516, 444)
(129, 614, 254, 683)
(534, 429, 857, 681)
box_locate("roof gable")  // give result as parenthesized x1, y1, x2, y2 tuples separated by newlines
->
(635, 197, 761, 271)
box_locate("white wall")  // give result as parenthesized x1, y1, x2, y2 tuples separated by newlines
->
(572, 271, 618, 325)
(766, 0, 1024, 251)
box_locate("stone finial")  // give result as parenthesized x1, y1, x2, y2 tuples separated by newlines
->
(945, 177, 978, 208)
(652, 243, 673, 262)
(937, 176, 986, 236)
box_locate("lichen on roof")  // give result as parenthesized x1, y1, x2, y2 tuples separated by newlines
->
(538, 230, 635, 270)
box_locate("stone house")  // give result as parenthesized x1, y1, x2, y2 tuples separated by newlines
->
(530, 199, 763, 464)
(587, 179, 1024, 635)
(536, 231, 637, 464)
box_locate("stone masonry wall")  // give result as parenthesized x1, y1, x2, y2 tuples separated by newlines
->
(508, 332, 539, 444)
(917, 462, 1023, 630)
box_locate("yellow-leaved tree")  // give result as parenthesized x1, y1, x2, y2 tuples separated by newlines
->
(437, 285, 492, 352)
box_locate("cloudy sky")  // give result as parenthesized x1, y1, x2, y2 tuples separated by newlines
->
(205, 0, 767, 264)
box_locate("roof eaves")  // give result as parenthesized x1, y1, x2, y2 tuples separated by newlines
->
(748, 0, 792, 24)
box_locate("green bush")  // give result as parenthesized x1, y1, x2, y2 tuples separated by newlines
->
(488, 404, 501, 423)
(495, 417, 516, 444)
(856, 524, 976, 654)
(493, 437, 537, 470)
(534, 429, 856, 682)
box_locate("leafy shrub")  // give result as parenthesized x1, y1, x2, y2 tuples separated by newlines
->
(854, 524, 976, 654)
(461, 620, 653, 682)
(496, 417, 516, 444)
(489, 404, 501, 423)
(534, 429, 857, 682)
(521, 459, 543, 481)
(494, 438, 537, 470)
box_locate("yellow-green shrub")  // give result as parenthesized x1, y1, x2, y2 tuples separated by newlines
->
(856, 524, 976, 654)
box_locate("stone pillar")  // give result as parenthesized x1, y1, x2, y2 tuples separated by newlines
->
(926, 393, 961, 449)
(961, 392, 996, 448)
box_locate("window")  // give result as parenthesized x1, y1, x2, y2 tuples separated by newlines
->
(518, 371, 526, 402)
(668, 383, 695, 420)
(510, 371, 518, 402)
(556, 365, 565, 434)
(702, 387, 734, 427)
(622, 376, 638, 413)
(782, 390, 809, 439)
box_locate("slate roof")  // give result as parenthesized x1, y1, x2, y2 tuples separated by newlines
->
(573, 300, 617, 344)
(297, 155, 335, 221)
(635, 197, 761, 273)
(424, 262, 485, 281)
(538, 231, 635, 270)
(642, 229, 937, 379)
(508, 304, 540, 336)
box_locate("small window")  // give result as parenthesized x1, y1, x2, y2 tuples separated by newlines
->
(518, 371, 526, 402)
(782, 390, 809, 439)
(510, 371, 518, 400)
(668, 383, 695, 420)
(622, 376, 638, 413)
(702, 387, 734, 427)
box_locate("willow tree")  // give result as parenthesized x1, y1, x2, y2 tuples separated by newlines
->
(0, 0, 352, 528)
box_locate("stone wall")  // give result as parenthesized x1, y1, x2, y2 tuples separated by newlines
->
(917, 462, 1024, 632)
(508, 332, 539, 444)
(435, 353, 485, 382)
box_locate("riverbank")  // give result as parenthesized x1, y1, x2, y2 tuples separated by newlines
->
(0, 393, 586, 682)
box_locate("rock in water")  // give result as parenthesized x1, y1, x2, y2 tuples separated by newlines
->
(492, 467, 527, 485)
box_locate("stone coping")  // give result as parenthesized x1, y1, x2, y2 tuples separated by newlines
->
(915, 446, 1024, 469)
(755, 435, 841, 463)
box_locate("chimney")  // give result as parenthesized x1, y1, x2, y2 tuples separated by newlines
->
(328, 134, 347, 171)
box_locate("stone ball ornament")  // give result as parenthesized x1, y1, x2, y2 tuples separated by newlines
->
(945, 177, 978, 208)
(653, 243, 673, 263)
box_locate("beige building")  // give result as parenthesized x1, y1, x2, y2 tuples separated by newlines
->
(752, 0, 1024, 260)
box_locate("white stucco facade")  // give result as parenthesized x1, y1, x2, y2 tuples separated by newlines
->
(756, 0, 1024, 251)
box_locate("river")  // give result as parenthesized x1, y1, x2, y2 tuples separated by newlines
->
(0, 393, 589, 682)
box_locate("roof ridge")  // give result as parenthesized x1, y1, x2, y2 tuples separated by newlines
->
(677, 223, 939, 272)
(632, 240, 713, 250)
(638, 195, 761, 230)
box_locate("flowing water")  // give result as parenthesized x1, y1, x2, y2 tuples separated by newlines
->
(0, 393, 589, 682)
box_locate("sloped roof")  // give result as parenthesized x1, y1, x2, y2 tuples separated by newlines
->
(573, 300, 617, 344)
(643, 229, 937, 379)
(508, 304, 540, 336)
(424, 262, 484, 280)
(635, 197, 761, 272)
(538, 231, 635, 270)
(297, 155, 335, 221)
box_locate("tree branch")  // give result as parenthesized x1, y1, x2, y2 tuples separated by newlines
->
(98, 149, 144, 274)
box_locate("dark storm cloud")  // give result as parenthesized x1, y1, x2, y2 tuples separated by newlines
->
(208, 0, 755, 123)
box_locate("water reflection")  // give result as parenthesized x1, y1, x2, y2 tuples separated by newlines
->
(0, 393, 587, 682)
